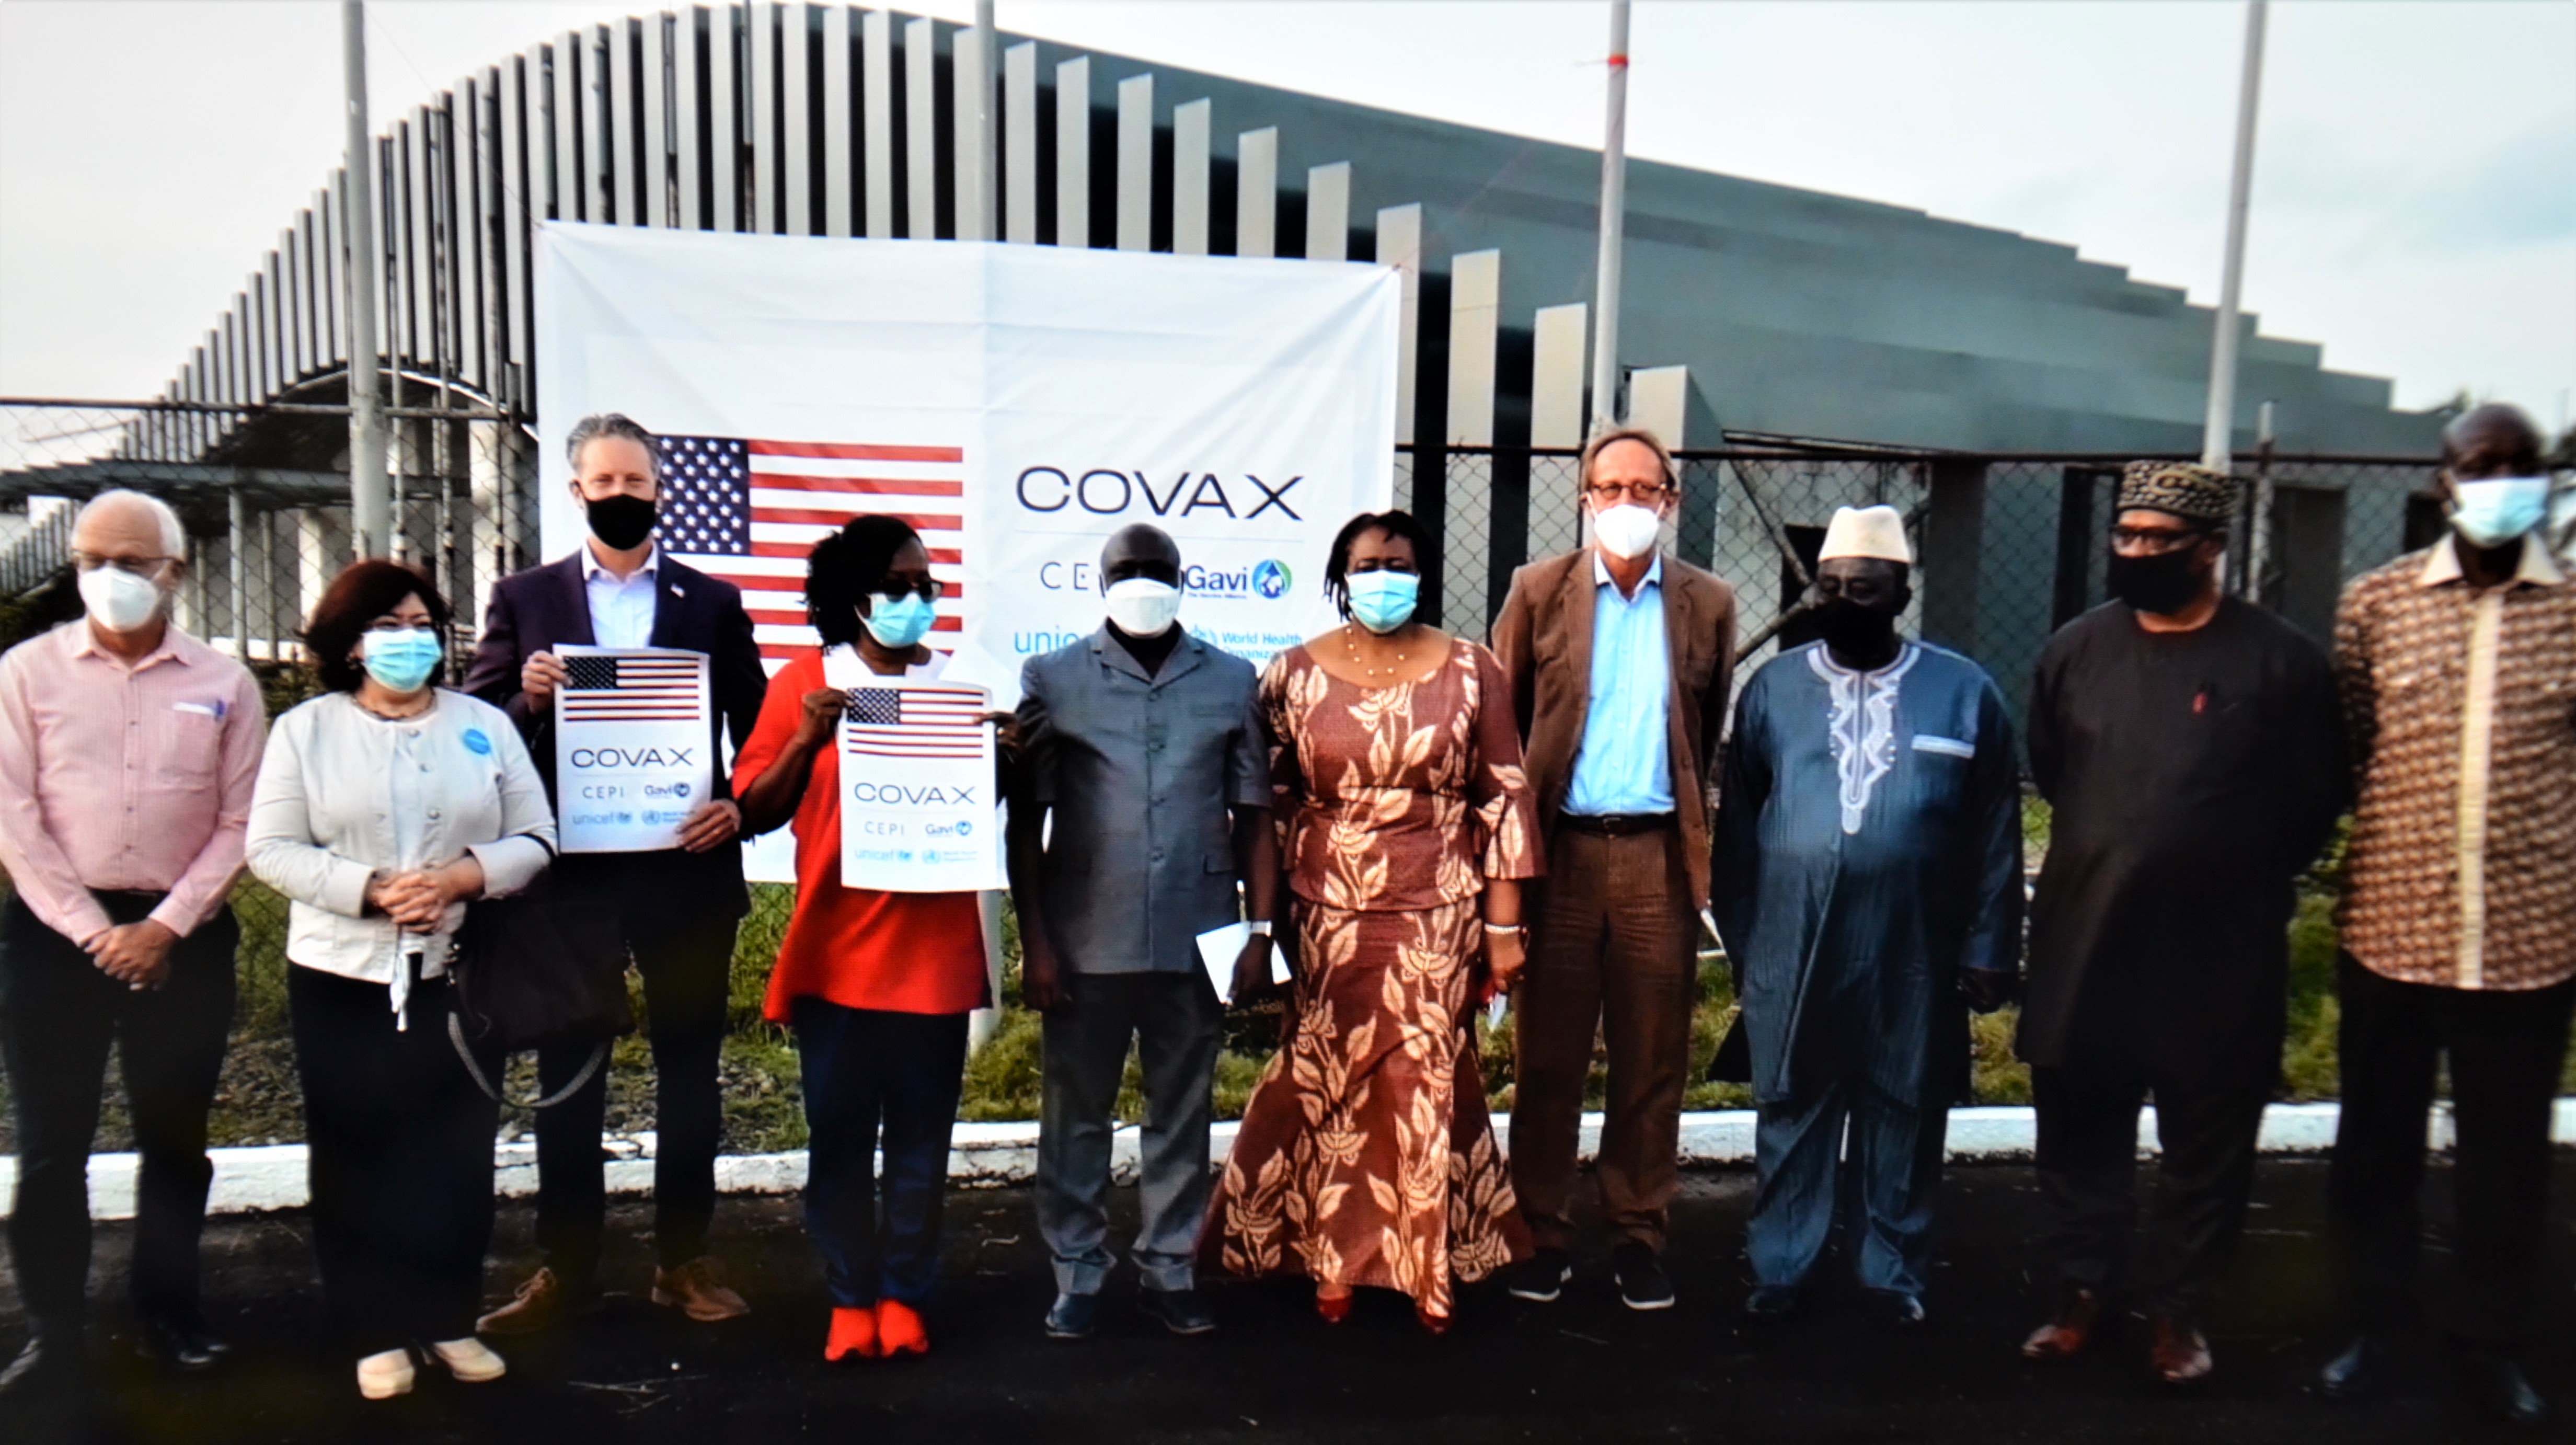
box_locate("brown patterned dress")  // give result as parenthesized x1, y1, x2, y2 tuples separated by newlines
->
(1201, 636, 1542, 1313)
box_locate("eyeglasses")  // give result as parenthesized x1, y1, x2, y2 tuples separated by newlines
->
(875, 577, 945, 602)
(363, 618, 441, 633)
(2108, 524, 2214, 555)
(1583, 483, 1672, 505)
(70, 552, 173, 578)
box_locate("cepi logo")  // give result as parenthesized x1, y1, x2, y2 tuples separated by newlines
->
(1183, 560, 1295, 601)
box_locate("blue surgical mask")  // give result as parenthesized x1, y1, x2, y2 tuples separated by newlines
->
(361, 629, 443, 694)
(2450, 475, 2550, 548)
(862, 591, 937, 649)
(1346, 570, 1420, 634)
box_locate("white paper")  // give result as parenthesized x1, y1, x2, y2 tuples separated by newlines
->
(933, 637, 1024, 714)
(554, 646, 716, 853)
(837, 680, 1000, 893)
(1487, 992, 1509, 1031)
(1197, 922, 1292, 1004)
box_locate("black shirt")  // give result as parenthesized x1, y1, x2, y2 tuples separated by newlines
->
(2018, 598, 2347, 1082)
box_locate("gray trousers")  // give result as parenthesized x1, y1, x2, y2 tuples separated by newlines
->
(1037, 971, 1223, 1295)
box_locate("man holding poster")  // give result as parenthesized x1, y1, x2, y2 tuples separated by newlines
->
(1007, 524, 1276, 1343)
(463, 413, 768, 1333)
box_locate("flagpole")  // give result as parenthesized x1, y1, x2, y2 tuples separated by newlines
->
(2200, 0, 2268, 471)
(1588, 0, 1630, 435)
(342, 0, 389, 556)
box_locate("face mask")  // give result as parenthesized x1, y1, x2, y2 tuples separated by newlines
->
(1591, 503, 1663, 560)
(1814, 598, 1896, 659)
(861, 592, 937, 650)
(584, 493, 658, 551)
(78, 566, 164, 634)
(1103, 577, 1182, 637)
(1346, 570, 1420, 634)
(360, 629, 443, 694)
(2106, 549, 2206, 617)
(2449, 475, 2549, 548)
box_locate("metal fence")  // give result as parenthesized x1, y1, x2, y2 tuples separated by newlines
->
(4, 397, 2448, 739)
(1399, 443, 2445, 729)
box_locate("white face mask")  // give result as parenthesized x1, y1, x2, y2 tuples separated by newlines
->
(1103, 577, 1182, 637)
(78, 565, 165, 633)
(1591, 502, 1663, 560)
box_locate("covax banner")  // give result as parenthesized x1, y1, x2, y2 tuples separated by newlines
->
(535, 223, 1401, 680)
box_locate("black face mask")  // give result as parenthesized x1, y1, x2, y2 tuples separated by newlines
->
(585, 494, 658, 551)
(2107, 549, 2205, 616)
(1815, 598, 1899, 661)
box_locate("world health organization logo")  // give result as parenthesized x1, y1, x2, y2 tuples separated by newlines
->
(1251, 559, 1293, 600)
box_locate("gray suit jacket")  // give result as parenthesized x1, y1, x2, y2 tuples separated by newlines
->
(1016, 629, 1268, 974)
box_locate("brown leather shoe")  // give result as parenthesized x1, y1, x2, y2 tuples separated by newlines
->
(651, 1257, 751, 1323)
(2020, 1288, 2104, 1362)
(478, 1267, 574, 1337)
(2148, 1315, 2214, 1385)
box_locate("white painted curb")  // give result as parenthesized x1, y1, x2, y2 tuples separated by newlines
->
(7, 1099, 2572, 1222)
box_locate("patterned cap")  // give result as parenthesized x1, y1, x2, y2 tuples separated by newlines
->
(2117, 462, 2237, 524)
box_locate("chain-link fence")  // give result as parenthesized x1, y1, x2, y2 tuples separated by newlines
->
(1406, 443, 2447, 731)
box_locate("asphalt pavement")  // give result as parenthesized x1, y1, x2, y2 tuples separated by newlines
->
(2, 1157, 2570, 1444)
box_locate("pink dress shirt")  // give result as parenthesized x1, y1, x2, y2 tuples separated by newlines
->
(0, 620, 267, 946)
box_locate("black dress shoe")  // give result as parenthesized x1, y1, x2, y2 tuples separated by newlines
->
(2319, 1336, 2383, 1400)
(136, 1315, 231, 1372)
(0, 1332, 88, 1398)
(2456, 1349, 2548, 1428)
(1868, 1290, 1928, 1328)
(1138, 1287, 1217, 1337)
(1740, 1285, 1804, 1323)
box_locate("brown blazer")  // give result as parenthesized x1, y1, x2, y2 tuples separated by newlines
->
(1491, 548, 1738, 908)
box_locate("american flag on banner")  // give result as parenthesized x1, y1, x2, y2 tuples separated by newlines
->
(842, 684, 989, 759)
(654, 435, 967, 669)
(560, 652, 706, 723)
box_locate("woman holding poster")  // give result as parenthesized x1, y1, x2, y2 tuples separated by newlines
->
(733, 515, 1000, 1364)
(1201, 511, 1541, 1332)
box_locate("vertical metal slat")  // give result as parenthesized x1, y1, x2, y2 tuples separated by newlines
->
(821, 4, 852, 237)
(861, 7, 892, 238)
(676, 9, 706, 230)
(1055, 56, 1088, 247)
(904, 17, 937, 239)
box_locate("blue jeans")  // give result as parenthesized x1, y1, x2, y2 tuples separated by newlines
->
(791, 1000, 968, 1307)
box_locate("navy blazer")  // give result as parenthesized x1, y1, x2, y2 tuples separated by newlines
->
(462, 550, 769, 924)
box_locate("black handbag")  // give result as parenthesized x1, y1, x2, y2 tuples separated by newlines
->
(444, 874, 635, 1108)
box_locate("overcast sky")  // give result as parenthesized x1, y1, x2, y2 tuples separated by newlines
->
(3, 1, 2570, 429)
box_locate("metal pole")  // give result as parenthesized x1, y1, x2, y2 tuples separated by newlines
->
(228, 485, 249, 658)
(973, 0, 998, 243)
(1588, 0, 1629, 435)
(2245, 398, 2276, 599)
(342, 0, 390, 556)
(2199, 0, 2267, 471)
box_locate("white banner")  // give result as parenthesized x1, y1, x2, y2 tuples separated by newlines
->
(536, 225, 1401, 881)
(552, 646, 716, 853)
(838, 681, 999, 892)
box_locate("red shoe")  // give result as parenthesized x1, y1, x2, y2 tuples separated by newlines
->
(1315, 1286, 1353, 1325)
(876, 1298, 929, 1357)
(823, 1306, 878, 1362)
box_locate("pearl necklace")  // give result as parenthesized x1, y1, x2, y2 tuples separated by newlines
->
(1342, 623, 1410, 682)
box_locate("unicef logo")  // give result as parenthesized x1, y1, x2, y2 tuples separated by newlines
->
(1251, 559, 1292, 600)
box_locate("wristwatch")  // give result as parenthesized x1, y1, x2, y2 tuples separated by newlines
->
(1247, 920, 1274, 938)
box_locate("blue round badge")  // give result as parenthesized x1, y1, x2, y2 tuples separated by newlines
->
(462, 728, 493, 756)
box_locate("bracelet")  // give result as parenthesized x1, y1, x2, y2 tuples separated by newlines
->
(1247, 920, 1274, 938)
(1482, 921, 1524, 935)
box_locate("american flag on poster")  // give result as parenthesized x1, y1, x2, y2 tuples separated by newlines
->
(842, 683, 990, 759)
(654, 435, 966, 669)
(559, 652, 706, 722)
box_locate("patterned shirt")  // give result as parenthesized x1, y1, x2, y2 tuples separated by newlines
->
(2335, 535, 2576, 991)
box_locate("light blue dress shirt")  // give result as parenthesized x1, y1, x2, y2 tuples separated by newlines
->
(582, 543, 660, 649)
(1563, 552, 1674, 816)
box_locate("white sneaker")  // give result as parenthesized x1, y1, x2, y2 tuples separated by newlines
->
(429, 1337, 508, 1383)
(356, 1347, 416, 1400)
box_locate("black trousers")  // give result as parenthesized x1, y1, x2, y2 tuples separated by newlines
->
(289, 965, 500, 1358)
(792, 1001, 968, 1308)
(532, 904, 737, 1282)
(0, 892, 237, 1332)
(2031, 1056, 2272, 1317)
(2328, 955, 2575, 1347)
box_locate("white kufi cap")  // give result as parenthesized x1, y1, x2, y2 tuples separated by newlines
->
(1818, 504, 1912, 565)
